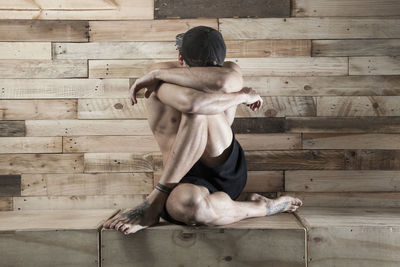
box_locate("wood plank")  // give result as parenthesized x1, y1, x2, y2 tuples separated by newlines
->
(280, 192, 400, 207)
(245, 150, 345, 170)
(0, 0, 153, 20)
(228, 57, 348, 76)
(304, 133, 400, 149)
(226, 40, 311, 58)
(297, 207, 400, 267)
(0, 100, 77, 120)
(63, 136, 159, 153)
(317, 96, 400, 116)
(292, 0, 400, 17)
(0, 20, 88, 41)
(243, 76, 400, 96)
(89, 59, 163, 78)
(21, 173, 153, 196)
(345, 150, 400, 170)
(313, 39, 400, 57)
(236, 96, 316, 117)
(0, 59, 87, 78)
(78, 98, 148, 119)
(286, 170, 400, 192)
(350, 56, 400, 75)
(14, 195, 146, 210)
(232, 118, 285, 133)
(0, 197, 12, 211)
(220, 18, 400, 40)
(102, 214, 306, 267)
(286, 117, 400, 133)
(54, 42, 177, 60)
(0, 137, 62, 153)
(89, 19, 218, 42)
(244, 171, 284, 192)
(84, 153, 154, 173)
(0, 42, 51, 59)
(0, 78, 129, 99)
(0, 175, 20, 196)
(25, 120, 152, 136)
(0, 121, 25, 137)
(0, 154, 84, 174)
(236, 134, 301, 150)
(0, 209, 117, 267)
(155, 0, 290, 18)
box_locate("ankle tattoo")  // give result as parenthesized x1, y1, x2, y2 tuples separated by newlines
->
(266, 201, 289, 216)
(121, 200, 150, 219)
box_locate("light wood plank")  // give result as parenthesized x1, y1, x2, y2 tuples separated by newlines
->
(89, 19, 218, 42)
(0, 78, 129, 99)
(226, 39, 311, 57)
(0, 121, 25, 137)
(78, 98, 147, 119)
(25, 120, 152, 136)
(0, 197, 12, 211)
(0, 0, 153, 20)
(236, 134, 301, 150)
(286, 170, 400, 192)
(220, 18, 400, 40)
(84, 153, 154, 173)
(0, 59, 87, 78)
(0, 100, 77, 120)
(0, 137, 62, 153)
(317, 96, 400, 116)
(280, 192, 400, 207)
(293, 0, 400, 17)
(63, 136, 159, 153)
(313, 39, 400, 57)
(0, 42, 51, 59)
(228, 57, 348, 76)
(236, 96, 316, 117)
(54, 42, 177, 59)
(350, 56, 400, 75)
(286, 117, 400, 133)
(345, 150, 400, 170)
(89, 59, 163, 78)
(21, 173, 153, 196)
(0, 154, 84, 174)
(0, 20, 88, 41)
(245, 150, 345, 170)
(243, 76, 400, 96)
(304, 133, 400, 149)
(14, 195, 146, 210)
(0, 175, 20, 196)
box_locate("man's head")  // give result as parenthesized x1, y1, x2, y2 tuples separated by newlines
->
(175, 26, 226, 67)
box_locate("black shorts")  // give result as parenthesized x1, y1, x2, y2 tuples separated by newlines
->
(160, 131, 247, 225)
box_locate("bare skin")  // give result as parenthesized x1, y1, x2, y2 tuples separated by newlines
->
(103, 54, 302, 234)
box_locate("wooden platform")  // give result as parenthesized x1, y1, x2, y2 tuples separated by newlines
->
(101, 213, 306, 267)
(0, 209, 117, 267)
(296, 207, 400, 267)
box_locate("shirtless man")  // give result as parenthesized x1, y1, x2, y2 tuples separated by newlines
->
(104, 26, 303, 235)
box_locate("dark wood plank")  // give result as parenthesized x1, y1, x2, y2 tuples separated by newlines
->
(286, 117, 400, 133)
(0, 121, 25, 137)
(0, 20, 88, 42)
(346, 150, 400, 170)
(245, 150, 345, 171)
(0, 197, 12, 211)
(154, 0, 290, 19)
(0, 175, 20, 196)
(232, 118, 285, 134)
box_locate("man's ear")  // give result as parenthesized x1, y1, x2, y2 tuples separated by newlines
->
(178, 53, 185, 66)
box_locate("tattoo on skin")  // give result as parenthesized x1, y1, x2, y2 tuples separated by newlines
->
(121, 200, 150, 220)
(266, 201, 290, 216)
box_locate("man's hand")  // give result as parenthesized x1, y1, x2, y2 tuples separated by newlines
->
(240, 87, 263, 111)
(130, 70, 160, 105)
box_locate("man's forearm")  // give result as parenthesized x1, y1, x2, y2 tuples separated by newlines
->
(190, 91, 246, 115)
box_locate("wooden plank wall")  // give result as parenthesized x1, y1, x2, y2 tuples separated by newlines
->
(0, 0, 400, 211)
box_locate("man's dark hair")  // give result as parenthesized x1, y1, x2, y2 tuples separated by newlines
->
(175, 26, 226, 67)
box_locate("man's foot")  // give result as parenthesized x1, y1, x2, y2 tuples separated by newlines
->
(247, 193, 303, 215)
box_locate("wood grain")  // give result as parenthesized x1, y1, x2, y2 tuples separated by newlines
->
(0, 100, 77, 120)
(78, 98, 147, 119)
(0, 42, 51, 59)
(155, 0, 290, 18)
(243, 171, 284, 192)
(0, 137, 62, 153)
(84, 153, 154, 173)
(220, 18, 400, 40)
(232, 118, 285, 133)
(0, 78, 129, 99)
(0, 20, 88, 41)
(0, 175, 20, 196)
(350, 56, 400, 75)
(236, 134, 301, 150)
(89, 59, 163, 78)
(0, 154, 84, 174)
(0, 60, 87, 78)
(313, 39, 400, 57)
(0, 121, 25, 137)
(0, 197, 12, 211)
(293, 0, 400, 17)
(89, 19, 218, 42)
(345, 150, 400, 170)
